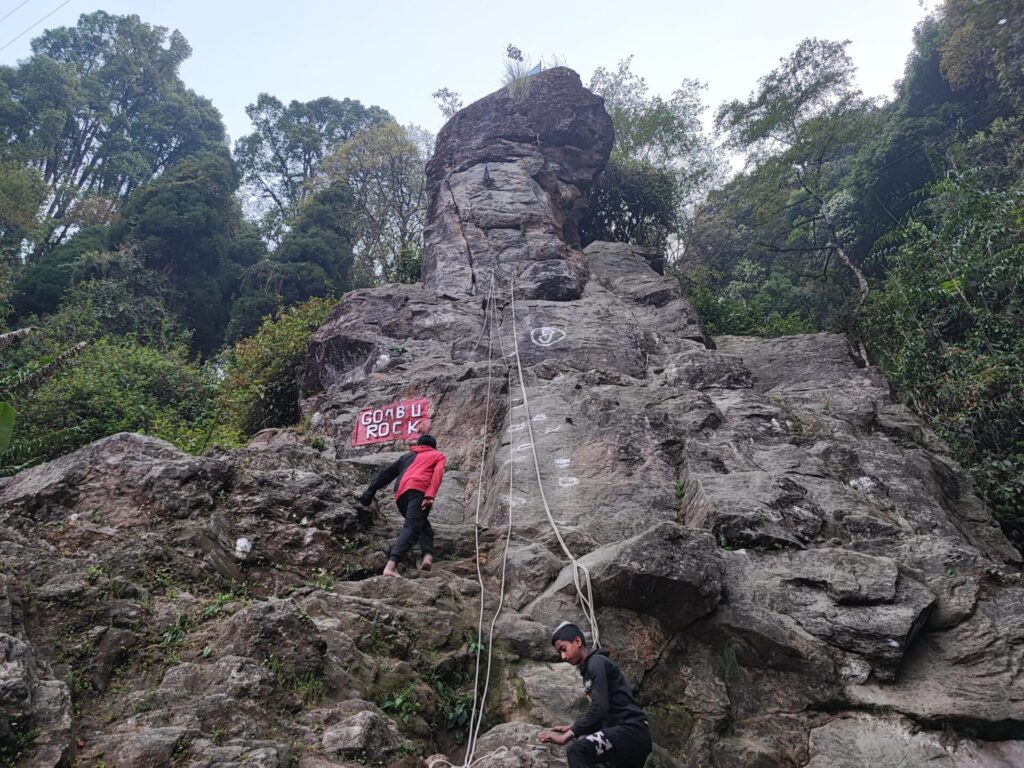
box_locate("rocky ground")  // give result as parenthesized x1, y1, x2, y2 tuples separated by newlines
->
(2, 67, 1023, 767)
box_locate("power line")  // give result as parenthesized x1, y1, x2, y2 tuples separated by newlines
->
(0, 0, 70, 54)
(0, 1, 33, 26)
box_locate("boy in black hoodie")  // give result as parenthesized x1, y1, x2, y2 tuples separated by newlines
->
(538, 622, 652, 767)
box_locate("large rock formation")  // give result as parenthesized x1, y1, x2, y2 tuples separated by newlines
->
(422, 67, 613, 300)
(2, 67, 1022, 768)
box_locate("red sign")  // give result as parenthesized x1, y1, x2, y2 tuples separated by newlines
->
(352, 397, 431, 447)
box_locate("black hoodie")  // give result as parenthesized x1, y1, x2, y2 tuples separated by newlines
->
(570, 649, 648, 736)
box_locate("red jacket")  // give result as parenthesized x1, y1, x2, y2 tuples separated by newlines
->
(367, 444, 447, 501)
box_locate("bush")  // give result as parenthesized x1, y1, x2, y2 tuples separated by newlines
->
(580, 158, 679, 249)
(862, 130, 1024, 541)
(4, 337, 220, 472)
(678, 263, 819, 337)
(218, 297, 335, 436)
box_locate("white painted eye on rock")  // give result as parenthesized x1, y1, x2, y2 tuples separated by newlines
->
(531, 326, 566, 347)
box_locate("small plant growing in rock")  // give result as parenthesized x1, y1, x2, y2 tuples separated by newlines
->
(265, 655, 326, 706)
(304, 569, 334, 591)
(201, 592, 234, 619)
(380, 683, 420, 724)
(674, 481, 687, 506)
(84, 564, 104, 583)
(161, 613, 187, 646)
(502, 43, 536, 106)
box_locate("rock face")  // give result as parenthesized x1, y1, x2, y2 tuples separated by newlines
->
(2, 68, 1023, 767)
(422, 66, 613, 300)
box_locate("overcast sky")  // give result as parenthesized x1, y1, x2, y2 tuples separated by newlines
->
(0, 0, 938, 144)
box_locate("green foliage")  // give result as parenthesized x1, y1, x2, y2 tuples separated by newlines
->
(0, 160, 45, 260)
(862, 124, 1024, 541)
(590, 56, 720, 208)
(0, 11, 225, 258)
(432, 678, 476, 744)
(0, 722, 40, 766)
(0, 402, 13, 452)
(112, 149, 260, 354)
(9, 226, 109, 319)
(679, 262, 819, 337)
(233, 93, 392, 243)
(716, 38, 873, 313)
(3, 336, 218, 472)
(218, 297, 335, 437)
(264, 655, 326, 706)
(227, 184, 354, 338)
(588, 57, 720, 247)
(379, 683, 420, 724)
(580, 158, 679, 249)
(317, 121, 427, 285)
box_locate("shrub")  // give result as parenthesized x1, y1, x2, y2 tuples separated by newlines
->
(218, 296, 335, 436)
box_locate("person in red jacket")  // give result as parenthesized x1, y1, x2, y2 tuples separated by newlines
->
(358, 435, 447, 578)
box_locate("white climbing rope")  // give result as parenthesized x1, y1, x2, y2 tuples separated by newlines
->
(507, 272, 601, 648)
(431, 271, 602, 766)
(432, 279, 516, 768)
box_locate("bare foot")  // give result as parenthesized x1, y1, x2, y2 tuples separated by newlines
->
(419, 555, 433, 572)
(382, 561, 401, 578)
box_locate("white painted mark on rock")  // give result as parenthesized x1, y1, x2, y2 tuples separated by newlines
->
(508, 422, 525, 432)
(531, 326, 566, 347)
(532, 413, 548, 422)
(558, 476, 579, 488)
(515, 442, 533, 452)
(555, 458, 571, 468)
(234, 537, 253, 559)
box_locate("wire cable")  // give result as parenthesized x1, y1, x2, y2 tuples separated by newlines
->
(0, 0, 71, 53)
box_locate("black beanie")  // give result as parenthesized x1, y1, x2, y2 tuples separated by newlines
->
(416, 434, 437, 449)
(551, 621, 585, 645)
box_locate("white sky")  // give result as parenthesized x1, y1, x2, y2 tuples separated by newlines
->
(0, 1, 938, 145)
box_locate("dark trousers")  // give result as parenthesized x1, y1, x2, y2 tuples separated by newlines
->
(388, 490, 434, 563)
(566, 722, 652, 768)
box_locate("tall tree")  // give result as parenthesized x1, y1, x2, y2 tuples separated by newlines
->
(233, 94, 391, 243)
(316, 121, 427, 285)
(587, 58, 721, 253)
(590, 58, 721, 210)
(226, 183, 355, 342)
(112, 148, 264, 354)
(717, 38, 874, 314)
(0, 11, 225, 257)
(940, 0, 1024, 111)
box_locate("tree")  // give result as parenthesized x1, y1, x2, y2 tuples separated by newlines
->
(590, 57, 721, 214)
(111, 148, 264, 354)
(579, 159, 679, 249)
(940, 0, 1024, 111)
(226, 182, 355, 341)
(717, 39, 874, 314)
(0, 11, 225, 257)
(9, 225, 108, 319)
(233, 94, 391, 243)
(316, 121, 427, 284)
(0, 160, 45, 261)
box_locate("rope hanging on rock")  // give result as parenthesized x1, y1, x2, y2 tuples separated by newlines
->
(432, 278, 515, 768)
(508, 272, 601, 648)
(431, 270, 601, 766)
